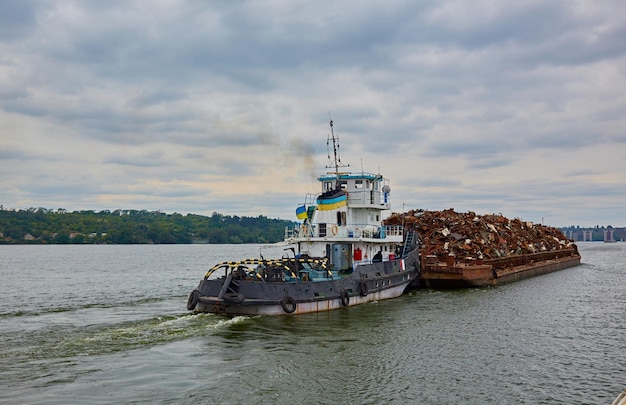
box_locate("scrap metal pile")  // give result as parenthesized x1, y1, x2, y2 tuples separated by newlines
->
(384, 209, 576, 260)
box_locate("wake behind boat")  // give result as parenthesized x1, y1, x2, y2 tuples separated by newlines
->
(186, 120, 420, 315)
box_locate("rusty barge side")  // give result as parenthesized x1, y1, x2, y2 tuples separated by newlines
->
(420, 248, 581, 288)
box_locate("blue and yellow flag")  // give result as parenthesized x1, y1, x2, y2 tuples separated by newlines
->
(316, 194, 347, 211)
(296, 205, 308, 220)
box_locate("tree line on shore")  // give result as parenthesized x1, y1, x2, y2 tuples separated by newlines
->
(0, 208, 295, 244)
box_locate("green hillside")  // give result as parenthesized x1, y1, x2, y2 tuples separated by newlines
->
(0, 208, 295, 244)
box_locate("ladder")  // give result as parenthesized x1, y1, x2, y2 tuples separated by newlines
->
(401, 229, 415, 258)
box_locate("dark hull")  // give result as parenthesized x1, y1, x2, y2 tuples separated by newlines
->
(190, 247, 420, 316)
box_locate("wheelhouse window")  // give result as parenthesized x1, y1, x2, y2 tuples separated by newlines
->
(336, 211, 346, 226)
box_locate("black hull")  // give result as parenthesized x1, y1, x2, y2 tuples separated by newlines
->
(189, 247, 420, 316)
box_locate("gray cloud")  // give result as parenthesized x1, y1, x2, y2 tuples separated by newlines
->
(0, 0, 624, 226)
(0, 1, 38, 41)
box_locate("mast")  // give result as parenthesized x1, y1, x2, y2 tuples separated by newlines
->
(326, 118, 349, 190)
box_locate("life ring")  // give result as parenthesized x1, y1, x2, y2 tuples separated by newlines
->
(281, 296, 297, 313)
(223, 292, 245, 304)
(302, 273, 310, 282)
(340, 290, 350, 306)
(330, 224, 338, 236)
(359, 281, 368, 297)
(187, 289, 199, 310)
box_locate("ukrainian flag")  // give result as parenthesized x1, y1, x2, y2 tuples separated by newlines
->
(317, 194, 347, 211)
(296, 205, 308, 220)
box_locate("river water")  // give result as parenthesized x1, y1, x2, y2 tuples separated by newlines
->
(0, 242, 624, 404)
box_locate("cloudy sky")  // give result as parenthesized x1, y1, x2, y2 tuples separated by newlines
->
(1, 1, 625, 227)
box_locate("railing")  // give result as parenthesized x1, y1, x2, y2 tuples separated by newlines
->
(285, 223, 403, 240)
(484, 248, 579, 270)
(344, 189, 391, 208)
(422, 248, 580, 271)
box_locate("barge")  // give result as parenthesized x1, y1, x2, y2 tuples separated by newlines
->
(420, 248, 581, 288)
(386, 209, 581, 289)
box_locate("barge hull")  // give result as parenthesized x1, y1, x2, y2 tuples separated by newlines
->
(488, 255, 581, 286)
(421, 250, 581, 288)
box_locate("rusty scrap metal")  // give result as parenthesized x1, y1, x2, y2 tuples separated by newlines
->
(384, 208, 576, 260)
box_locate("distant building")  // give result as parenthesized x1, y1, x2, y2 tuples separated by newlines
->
(561, 226, 625, 242)
(604, 229, 616, 243)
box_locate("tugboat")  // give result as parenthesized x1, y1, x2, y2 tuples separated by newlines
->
(186, 120, 420, 315)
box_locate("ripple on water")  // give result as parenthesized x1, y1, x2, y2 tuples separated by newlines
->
(1, 243, 624, 404)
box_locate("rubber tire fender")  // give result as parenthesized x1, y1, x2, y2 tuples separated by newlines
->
(281, 296, 297, 313)
(340, 289, 350, 306)
(223, 292, 245, 304)
(187, 289, 199, 310)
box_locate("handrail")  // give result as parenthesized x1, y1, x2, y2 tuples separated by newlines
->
(483, 249, 579, 270)
(423, 248, 580, 271)
(205, 257, 330, 280)
(285, 223, 403, 239)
